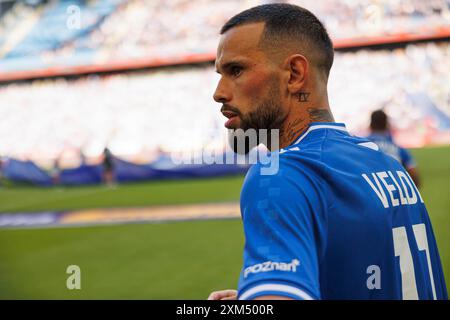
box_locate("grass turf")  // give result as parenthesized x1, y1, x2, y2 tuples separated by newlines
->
(0, 175, 245, 212)
(0, 146, 448, 298)
(0, 219, 244, 299)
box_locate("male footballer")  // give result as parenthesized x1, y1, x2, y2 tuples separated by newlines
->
(208, 4, 447, 300)
(367, 109, 421, 188)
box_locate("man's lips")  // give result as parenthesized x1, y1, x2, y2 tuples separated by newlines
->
(224, 116, 238, 128)
(221, 111, 239, 128)
(221, 110, 238, 119)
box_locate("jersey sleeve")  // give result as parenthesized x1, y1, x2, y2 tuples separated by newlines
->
(399, 147, 416, 169)
(237, 158, 328, 300)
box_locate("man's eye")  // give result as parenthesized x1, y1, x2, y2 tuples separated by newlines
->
(230, 66, 242, 77)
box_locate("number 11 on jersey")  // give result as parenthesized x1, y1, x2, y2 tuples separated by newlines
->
(392, 223, 437, 300)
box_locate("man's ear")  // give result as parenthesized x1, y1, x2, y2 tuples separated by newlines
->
(285, 54, 308, 95)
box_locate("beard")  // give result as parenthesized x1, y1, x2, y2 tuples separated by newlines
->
(227, 83, 285, 155)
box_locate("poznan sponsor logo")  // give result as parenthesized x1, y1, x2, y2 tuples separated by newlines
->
(244, 259, 300, 278)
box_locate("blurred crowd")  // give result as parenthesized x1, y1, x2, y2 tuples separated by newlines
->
(0, 65, 225, 168)
(0, 42, 449, 168)
(329, 43, 450, 137)
(74, 0, 450, 59)
(1, 0, 449, 70)
(72, 0, 245, 59)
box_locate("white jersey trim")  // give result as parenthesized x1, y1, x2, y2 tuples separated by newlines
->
(294, 124, 347, 145)
(358, 141, 380, 151)
(238, 283, 315, 300)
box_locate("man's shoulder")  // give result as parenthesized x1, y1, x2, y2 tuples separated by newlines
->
(283, 129, 380, 167)
(280, 129, 408, 180)
(245, 130, 373, 184)
(241, 149, 324, 204)
(247, 146, 322, 180)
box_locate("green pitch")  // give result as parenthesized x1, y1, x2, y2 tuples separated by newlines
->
(0, 146, 448, 299)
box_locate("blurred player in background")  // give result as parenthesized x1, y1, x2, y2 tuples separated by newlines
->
(0, 155, 4, 188)
(102, 147, 115, 186)
(50, 157, 61, 186)
(367, 109, 420, 187)
(208, 3, 447, 300)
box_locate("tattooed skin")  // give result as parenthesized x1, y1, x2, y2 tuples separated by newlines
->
(307, 108, 334, 122)
(278, 108, 334, 148)
(297, 92, 310, 102)
(280, 117, 308, 148)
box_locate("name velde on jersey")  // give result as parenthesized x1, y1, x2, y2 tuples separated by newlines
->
(362, 170, 423, 208)
(244, 259, 300, 278)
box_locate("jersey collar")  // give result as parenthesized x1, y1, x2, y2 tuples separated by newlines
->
(292, 122, 347, 146)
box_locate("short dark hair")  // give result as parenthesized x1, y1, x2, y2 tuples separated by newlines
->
(370, 109, 389, 131)
(220, 3, 334, 76)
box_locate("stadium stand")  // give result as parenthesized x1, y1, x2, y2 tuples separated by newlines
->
(5, 0, 120, 58)
(0, 0, 449, 185)
(1, 42, 449, 168)
(1, 0, 449, 74)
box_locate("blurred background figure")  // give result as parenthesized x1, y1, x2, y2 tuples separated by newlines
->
(49, 157, 61, 186)
(79, 148, 87, 166)
(367, 109, 421, 188)
(102, 147, 115, 187)
(0, 155, 4, 188)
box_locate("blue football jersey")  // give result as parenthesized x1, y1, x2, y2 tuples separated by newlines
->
(237, 122, 447, 300)
(366, 133, 416, 169)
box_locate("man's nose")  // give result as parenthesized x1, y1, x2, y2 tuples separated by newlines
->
(213, 78, 232, 103)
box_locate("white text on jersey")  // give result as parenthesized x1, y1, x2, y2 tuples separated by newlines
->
(244, 259, 300, 278)
(362, 170, 423, 208)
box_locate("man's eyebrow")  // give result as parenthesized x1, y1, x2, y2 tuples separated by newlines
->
(215, 59, 247, 74)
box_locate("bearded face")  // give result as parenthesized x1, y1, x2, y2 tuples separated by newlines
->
(226, 80, 285, 154)
(214, 23, 288, 154)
